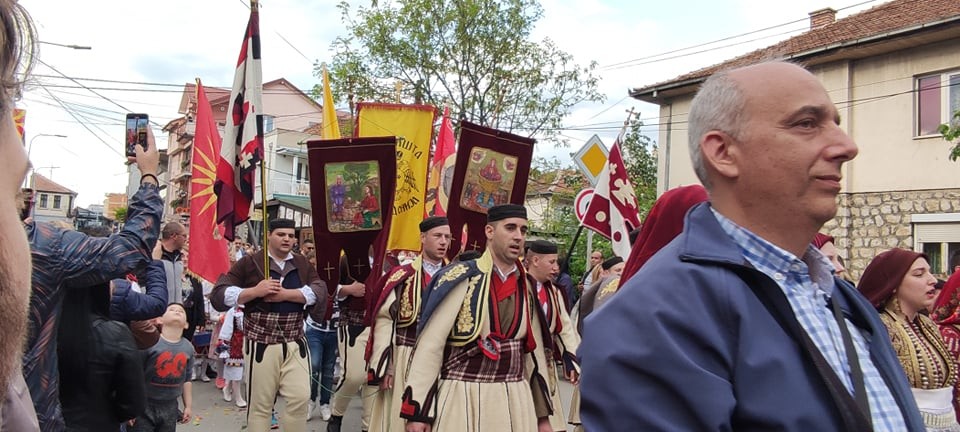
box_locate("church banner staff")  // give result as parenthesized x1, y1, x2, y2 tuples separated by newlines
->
(306, 136, 398, 432)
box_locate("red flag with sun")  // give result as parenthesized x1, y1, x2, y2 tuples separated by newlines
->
(188, 80, 230, 284)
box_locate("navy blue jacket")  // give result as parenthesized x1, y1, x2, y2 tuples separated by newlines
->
(109, 260, 168, 322)
(580, 203, 924, 431)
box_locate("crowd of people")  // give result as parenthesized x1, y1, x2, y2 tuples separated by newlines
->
(1, 3, 960, 432)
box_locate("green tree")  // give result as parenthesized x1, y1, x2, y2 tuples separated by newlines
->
(113, 206, 127, 223)
(530, 113, 658, 280)
(317, 0, 603, 145)
(619, 111, 658, 219)
(343, 163, 371, 201)
(941, 110, 960, 160)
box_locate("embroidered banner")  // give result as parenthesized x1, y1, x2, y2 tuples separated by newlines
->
(356, 103, 436, 251)
(307, 136, 397, 305)
(444, 121, 535, 259)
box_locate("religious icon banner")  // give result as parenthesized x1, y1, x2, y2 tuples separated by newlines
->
(356, 102, 437, 252)
(307, 136, 397, 293)
(445, 121, 535, 259)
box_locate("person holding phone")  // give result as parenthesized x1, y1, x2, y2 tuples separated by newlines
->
(26, 120, 163, 432)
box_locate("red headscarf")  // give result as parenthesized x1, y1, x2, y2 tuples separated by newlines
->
(857, 248, 928, 309)
(933, 272, 960, 325)
(618, 185, 708, 288)
(812, 233, 835, 249)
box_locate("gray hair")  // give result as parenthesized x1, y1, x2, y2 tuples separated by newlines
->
(687, 70, 746, 189)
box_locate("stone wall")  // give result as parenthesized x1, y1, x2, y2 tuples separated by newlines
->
(821, 188, 960, 281)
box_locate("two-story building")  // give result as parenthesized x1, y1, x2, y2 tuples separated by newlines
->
(102, 192, 127, 221)
(630, 0, 960, 278)
(30, 173, 77, 225)
(162, 78, 327, 227)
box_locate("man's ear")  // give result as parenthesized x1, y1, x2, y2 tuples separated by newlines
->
(485, 223, 495, 241)
(700, 131, 740, 181)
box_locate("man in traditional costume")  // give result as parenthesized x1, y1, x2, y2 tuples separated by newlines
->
(327, 257, 375, 432)
(401, 204, 553, 432)
(367, 216, 451, 432)
(211, 218, 327, 432)
(524, 240, 580, 432)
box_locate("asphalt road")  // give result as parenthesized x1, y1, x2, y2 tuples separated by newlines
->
(188, 377, 576, 431)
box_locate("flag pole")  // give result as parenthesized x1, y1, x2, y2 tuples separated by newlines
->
(560, 224, 585, 275)
(251, 0, 269, 277)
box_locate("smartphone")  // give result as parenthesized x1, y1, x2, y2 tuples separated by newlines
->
(125, 113, 149, 157)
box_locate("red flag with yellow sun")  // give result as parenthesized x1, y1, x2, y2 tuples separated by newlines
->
(187, 79, 230, 283)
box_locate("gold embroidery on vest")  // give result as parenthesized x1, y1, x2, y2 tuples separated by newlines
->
(881, 309, 958, 389)
(399, 279, 414, 322)
(385, 269, 406, 286)
(456, 275, 480, 333)
(437, 263, 468, 288)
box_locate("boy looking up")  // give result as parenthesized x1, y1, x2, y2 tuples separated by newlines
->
(130, 303, 194, 432)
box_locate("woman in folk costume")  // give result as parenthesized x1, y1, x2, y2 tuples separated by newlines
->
(366, 216, 450, 432)
(568, 184, 707, 431)
(217, 305, 247, 408)
(859, 248, 960, 431)
(400, 204, 552, 432)
(932, 271, 960, 422)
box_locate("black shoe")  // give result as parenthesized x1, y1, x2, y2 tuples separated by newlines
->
(326, 415, 342, 432)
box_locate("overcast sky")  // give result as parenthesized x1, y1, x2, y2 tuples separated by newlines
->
(19, 0, 878, 207)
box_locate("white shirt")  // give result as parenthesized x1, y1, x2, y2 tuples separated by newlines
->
(223, 251, 318, 308)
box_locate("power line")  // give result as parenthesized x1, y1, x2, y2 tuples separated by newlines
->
(37, 59, 135, 114)
(604, 26, 809, 72)
(601, 0, 880, 70)
(37, 84, 124, 157)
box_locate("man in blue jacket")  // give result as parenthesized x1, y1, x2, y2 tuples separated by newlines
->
(25, 128, 162, 432)
(580, 61, 924, 431)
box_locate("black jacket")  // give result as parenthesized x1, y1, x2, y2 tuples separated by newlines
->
(61, 317, 145, 432)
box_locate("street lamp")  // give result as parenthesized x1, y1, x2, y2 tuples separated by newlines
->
(26, 133, 66, 187)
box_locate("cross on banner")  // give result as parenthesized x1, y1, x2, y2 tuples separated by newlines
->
(470, 240, 481, 251)
(322, 262, 335, 280)
(353, 259, 367, 275)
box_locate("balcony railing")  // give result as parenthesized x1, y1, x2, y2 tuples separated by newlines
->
(266, 179, 310, 197)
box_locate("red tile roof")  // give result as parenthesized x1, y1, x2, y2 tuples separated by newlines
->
(32, 173, 76, 195)
(631, 0, 960, 97)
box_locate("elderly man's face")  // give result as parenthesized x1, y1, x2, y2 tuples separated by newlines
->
(0, 108, 32, 387)
(720, 63, 858, 228)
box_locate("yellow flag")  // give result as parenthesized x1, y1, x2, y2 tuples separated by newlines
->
(357, 103, 435, 251)
(321, 65, 341, 140)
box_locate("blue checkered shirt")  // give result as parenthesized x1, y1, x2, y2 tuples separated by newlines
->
(712, 209, 906, 431)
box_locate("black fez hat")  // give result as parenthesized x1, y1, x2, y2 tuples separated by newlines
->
(269, 218, 296, 232)
(487, 204, 526, 223)
(528, 240, 558, 255)
(419, 216, 449, 233)
(601, 256, 624, 270)
(456, 250, 482, 262)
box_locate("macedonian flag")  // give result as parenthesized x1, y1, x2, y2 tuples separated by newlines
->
(356, 103, 436, 251)
(13, 108, 24, 142)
